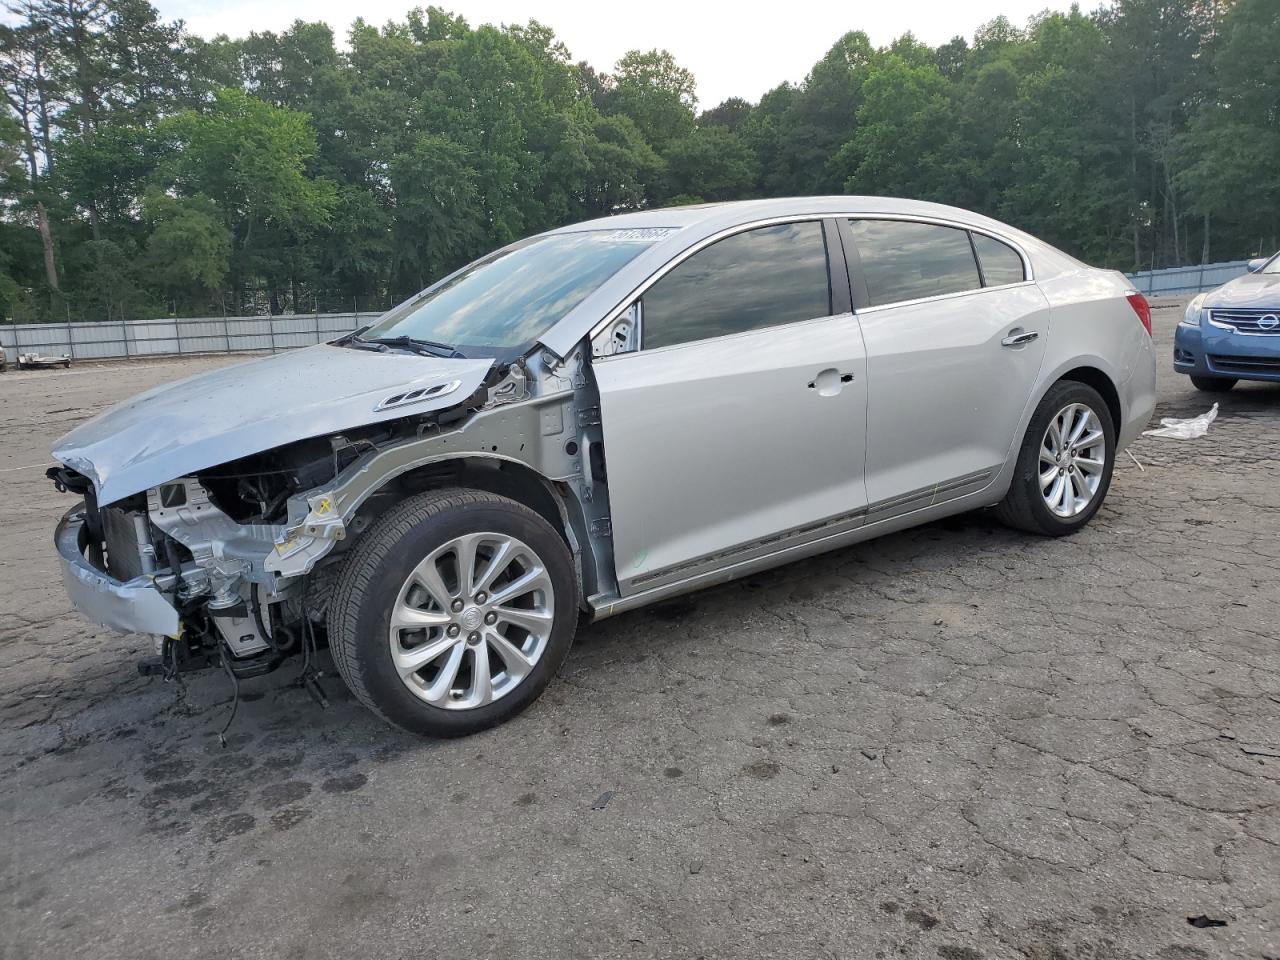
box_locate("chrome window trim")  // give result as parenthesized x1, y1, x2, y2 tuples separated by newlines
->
(845, 213, 1035, 283)
(594, 310, 858, 362)
(854, 279, 1038, 316)
(586, 212, 1036, 347)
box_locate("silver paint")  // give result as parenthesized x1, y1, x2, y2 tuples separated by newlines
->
(55, 507, 180, 636)
(53, 344, 492, 505)
(50, 197, 1157, 636)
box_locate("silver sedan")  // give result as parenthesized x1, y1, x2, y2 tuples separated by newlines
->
(50, 197, 1156, 736)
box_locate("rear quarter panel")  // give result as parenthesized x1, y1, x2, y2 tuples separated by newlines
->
(1028, 269, 1157, 452)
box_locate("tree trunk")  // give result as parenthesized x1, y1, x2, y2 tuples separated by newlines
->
(1129, 98, 1140, 272)
(36, 201, 59, 292)
(32, 40, 55, 173)
(18, 110, 39, 187)
(1201, 212, 1210, 265)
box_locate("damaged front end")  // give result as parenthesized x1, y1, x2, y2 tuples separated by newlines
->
(48, 430, 380, 680)
(47, 341, 614, 686)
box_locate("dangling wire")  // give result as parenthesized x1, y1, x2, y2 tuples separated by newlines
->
(217, 644, 241, 748)
(292, 577, 328, 708)
(161, 635, 188, 704)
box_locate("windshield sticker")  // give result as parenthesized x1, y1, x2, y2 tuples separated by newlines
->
(604, 228, 677, 243)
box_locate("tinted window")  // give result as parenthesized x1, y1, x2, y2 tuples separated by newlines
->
(365, 228, 665, 357)
(972, 233, 1025, 286)
(642, 221, 831, 349)
(849, 220, 981, 307)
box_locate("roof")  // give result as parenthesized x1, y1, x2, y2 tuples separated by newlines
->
(548, 196, 1033, 242)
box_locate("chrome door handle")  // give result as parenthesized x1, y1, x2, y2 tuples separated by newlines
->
(1001, 331, 1039, 347)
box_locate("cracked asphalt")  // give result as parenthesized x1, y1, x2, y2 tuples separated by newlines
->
(1, 299, 1277, 960)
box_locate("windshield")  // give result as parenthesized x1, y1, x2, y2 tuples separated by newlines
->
(1262, 254, 1280, 275)
(363, 228, 671, 359)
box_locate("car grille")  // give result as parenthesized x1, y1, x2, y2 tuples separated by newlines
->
(1209, 309, 1280, 334)
(1208, 354, 1280, 375)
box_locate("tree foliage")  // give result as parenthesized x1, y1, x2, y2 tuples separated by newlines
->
(1, 0, 1276, 322)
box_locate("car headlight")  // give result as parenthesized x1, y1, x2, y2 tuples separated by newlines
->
(1181, 293, 1206, 327)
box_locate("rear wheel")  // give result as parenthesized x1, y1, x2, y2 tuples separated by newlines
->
(994, 381, 1116, 536)
(1190, 375, 1236, 393)
(328, 488, 578, 737)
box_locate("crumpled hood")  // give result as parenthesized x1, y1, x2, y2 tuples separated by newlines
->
(54, 344, 494, 504)
(1207, 271, 1280, 309)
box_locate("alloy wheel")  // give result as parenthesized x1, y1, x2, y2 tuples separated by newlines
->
(388, 532, 555, 709)
(1039, 403, 1107, 518)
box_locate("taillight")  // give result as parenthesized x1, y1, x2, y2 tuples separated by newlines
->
(1126, 292, 1153, 336)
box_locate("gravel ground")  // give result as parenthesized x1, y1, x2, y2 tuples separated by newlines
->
(1, 303, 1277, 960)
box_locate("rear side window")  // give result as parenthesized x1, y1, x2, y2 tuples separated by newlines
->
(642, 221, 831, 349)
(972, 233, 1026, 286)
(848, 219, 981, 307)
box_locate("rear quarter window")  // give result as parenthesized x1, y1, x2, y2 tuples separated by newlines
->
(972, 233, 1026, 286)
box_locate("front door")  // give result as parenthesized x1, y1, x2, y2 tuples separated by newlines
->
(593, 220, 869, 596)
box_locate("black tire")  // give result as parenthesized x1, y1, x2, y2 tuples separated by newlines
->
(994, 381, 1116, 537)
(328, 487, 578, 737)
(1190, 375, 1236, 393)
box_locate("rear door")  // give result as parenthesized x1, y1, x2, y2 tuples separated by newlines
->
(593, 219, 870, 596)
(841, 218, 1050, 511)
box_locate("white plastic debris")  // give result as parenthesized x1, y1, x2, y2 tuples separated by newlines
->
(1143, 402, 1218, 439)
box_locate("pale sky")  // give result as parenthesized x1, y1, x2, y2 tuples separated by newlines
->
(159, 0, 1094, 107)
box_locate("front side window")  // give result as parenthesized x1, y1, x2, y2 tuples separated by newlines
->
(849, 220, 981, 307)
(642, 221, 831, 350)
(364, 229, 666, 358)
(972, 233, 1026, 286)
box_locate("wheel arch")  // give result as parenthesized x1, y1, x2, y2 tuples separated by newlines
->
(350, 453, 598, 610)
(1055, 365, 1122, 432)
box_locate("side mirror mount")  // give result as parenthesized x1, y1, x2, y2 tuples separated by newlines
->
(591, 302, 641, 358)
(1247, 257, 1268, 273)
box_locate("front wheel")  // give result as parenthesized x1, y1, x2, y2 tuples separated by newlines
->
(994, 381, 1116, 536)
(328, 488, 578, 737)
(1190, 375, 1236, 393)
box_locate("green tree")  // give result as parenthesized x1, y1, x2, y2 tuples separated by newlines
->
(699, 97, 752, 133)
(835, 53, 955, 199)
(159, 88, 336, 302)
(582, 113, 659, 215)
(387, 134, 484, 290)
(142, 192, 232, 311)
(662, 126, 757, 202)
(0, 0, 1274, 319)
(1180, 0, 1280, 260)
(744, 32, 873, 195)
(606, 49, 696, 150)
